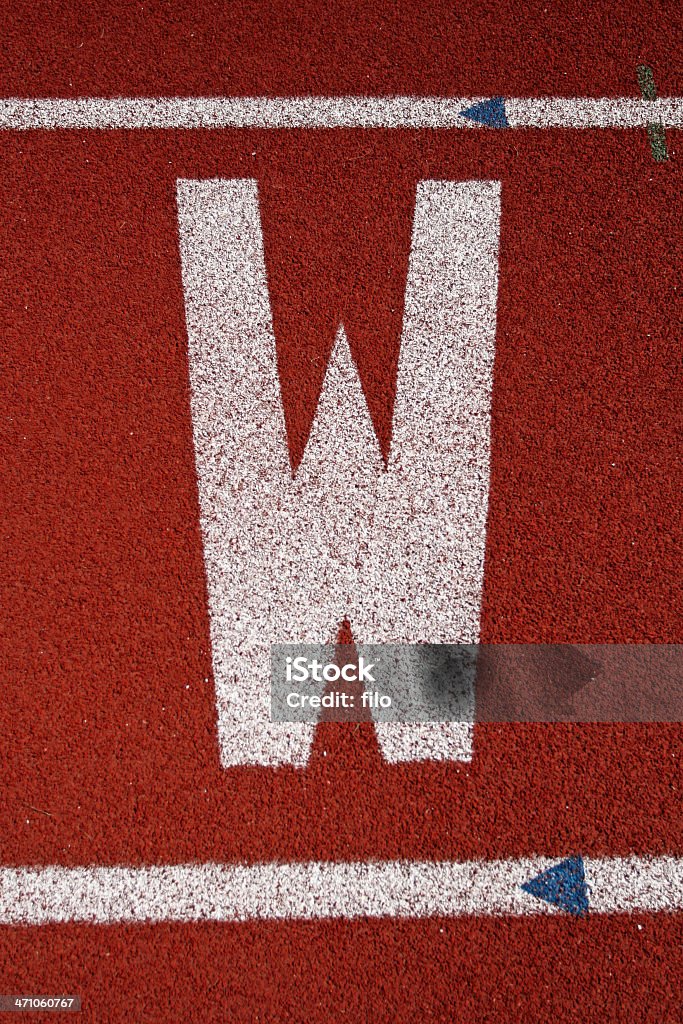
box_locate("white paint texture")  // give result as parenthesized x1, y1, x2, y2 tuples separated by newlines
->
(1, 856, 681, 924)
(177, 179, 500, 767)
(0, 95, 681, 129)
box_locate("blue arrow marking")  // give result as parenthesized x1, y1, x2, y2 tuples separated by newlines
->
(460, 97, 509, 128)
(521, 856, 589, 917)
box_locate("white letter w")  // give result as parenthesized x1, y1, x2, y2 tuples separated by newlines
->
(176, 178, 501, 767)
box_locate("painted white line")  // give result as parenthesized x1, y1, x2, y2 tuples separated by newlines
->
(0, 857, 680, 924)
(0, 96, 681, 130)
(177, 178, 499, 767)
(505, 96, 683, 128)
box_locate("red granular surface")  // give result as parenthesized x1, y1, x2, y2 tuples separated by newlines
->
(0, 3, 681, 1020)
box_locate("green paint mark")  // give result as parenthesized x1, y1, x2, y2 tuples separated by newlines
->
(637, 64, 658, 101)
(637, 64, 669, 162)
(647, 124, 669, 162)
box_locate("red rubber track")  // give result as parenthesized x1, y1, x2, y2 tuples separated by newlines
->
(0, 3, 681, 1021)
(1, 0, 681, 97)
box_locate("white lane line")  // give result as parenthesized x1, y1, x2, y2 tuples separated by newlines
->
(0, 96, 681, 130)
(0, 857, 681, 924)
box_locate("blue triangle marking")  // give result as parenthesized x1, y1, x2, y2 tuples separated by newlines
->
(460, 97, 509, 128)
(521, 856, 589, 917)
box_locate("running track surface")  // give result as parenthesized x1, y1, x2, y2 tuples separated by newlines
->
(0, 2, 681, 1021)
